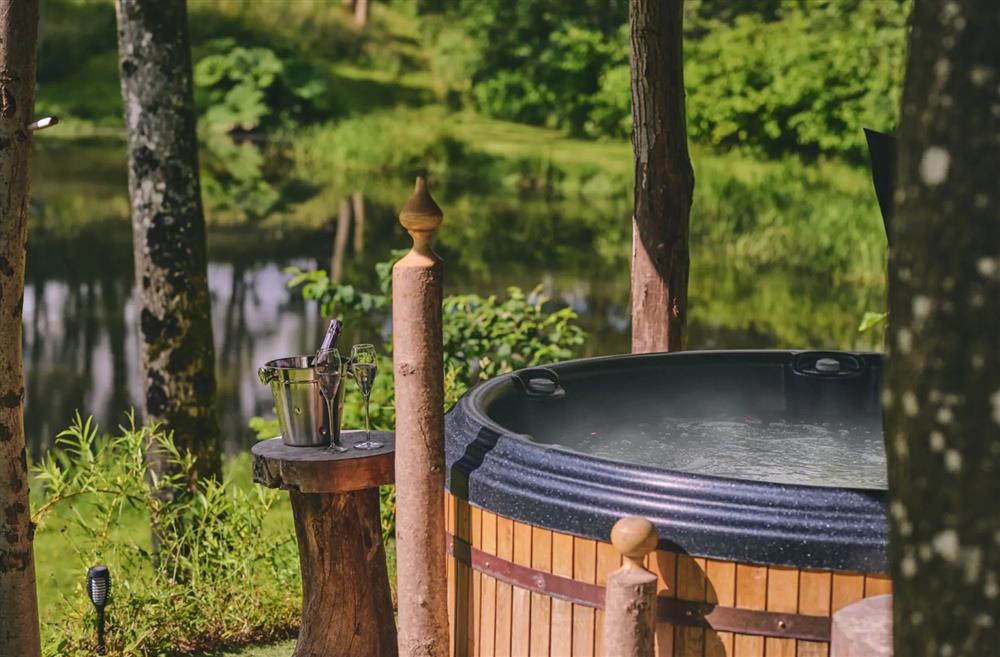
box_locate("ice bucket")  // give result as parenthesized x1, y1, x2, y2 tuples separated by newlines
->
(258, 355, 345, 447)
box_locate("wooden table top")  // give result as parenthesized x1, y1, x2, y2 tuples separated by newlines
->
(252, 430, 395, 493)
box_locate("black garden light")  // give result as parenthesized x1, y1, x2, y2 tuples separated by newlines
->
(86, 565, 111, 655)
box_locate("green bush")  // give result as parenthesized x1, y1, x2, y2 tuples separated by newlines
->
(684, 0, 909, 160)
(194, 38, 333, 132)
(425, 0, 908, 158)
(33, 414, 299, 656)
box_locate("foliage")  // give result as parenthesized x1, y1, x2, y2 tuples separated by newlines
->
(683, 0, 909, 160)
(193, 38, 333, 132)
(424, 0, 909, 157)
(33, 413, 299, 656)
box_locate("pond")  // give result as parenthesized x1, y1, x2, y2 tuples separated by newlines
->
(24, 139, 884, 456)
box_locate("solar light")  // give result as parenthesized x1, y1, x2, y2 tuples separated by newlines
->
(86, 565, 110, 655)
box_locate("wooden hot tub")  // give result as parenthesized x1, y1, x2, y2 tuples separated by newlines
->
(443, 351, 891, 656)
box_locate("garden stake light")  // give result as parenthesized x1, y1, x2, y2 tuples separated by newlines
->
(86, 565, 111, 655)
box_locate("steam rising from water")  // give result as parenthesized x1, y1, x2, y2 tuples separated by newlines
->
(547, 413, 886, 489)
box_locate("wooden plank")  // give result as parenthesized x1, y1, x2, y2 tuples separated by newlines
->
(733, 564, 767, 657)
(572, 537, 598, 657)
(797, 570, 831, 657)
(765, 566, 799, 657)
(530, 526, 553, 657)
(480, 511, 498, 657)
(447, 496, 456, 656)
(472, 506, 483, 656)
(864, 575, 893, 597)
(594, 541, 622, 657)
(831, 573, 865, 613)
(552, 531, 575, 656)
(647, 550, 677, 657)
(675, 555, 706, 657)
(705, 559, 737, 657)
(453, 496, 474, 657)
(512, 521, 533, 657)
(495, 516, 515, 656)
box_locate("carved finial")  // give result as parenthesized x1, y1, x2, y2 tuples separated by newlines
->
(611, 516, 658, 569)
(399, 176, 443, 257)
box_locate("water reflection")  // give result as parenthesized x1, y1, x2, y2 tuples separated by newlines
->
(24, 140, 883, 456)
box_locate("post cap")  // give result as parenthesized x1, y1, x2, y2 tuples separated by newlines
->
(399, 176, 443, 235)
(611, 516, 658, 564)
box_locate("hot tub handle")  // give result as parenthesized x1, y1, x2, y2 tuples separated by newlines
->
(791, 351, 865, 378)
(512, 367, 566, 399)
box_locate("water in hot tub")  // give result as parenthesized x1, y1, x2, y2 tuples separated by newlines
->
(548, 413, 887, 489)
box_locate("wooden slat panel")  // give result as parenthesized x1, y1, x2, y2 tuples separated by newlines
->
(705, 559, 737, 657)
(648, 550, 677, 657)
(594, 541, 622, 657)
(572, 537, 598, 657)
(675, 555, 707, 657)
(480, 511, 498, 657)
(797, 570, 832, 657)
(530, 526, 553, 657)
(864, 575, 892, 597)
(472, 506, 483, 656)
(512, 521, 533, 657)
(733, 564, 767, 657)
(764, 567, 799, 657)
(831, 573, 865, 613)
(495, 516, 515, 657)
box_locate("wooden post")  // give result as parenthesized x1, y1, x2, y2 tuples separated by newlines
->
(603, 516, 659, 657)
(393, 177, 449, 657)
(830, 594, 893, 657)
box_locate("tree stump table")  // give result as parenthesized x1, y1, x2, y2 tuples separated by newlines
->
(252, 431, 397, 657)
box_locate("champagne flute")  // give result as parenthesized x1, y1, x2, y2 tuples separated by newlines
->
(314, 348, 346, 452)
(349, 344, 383, 450)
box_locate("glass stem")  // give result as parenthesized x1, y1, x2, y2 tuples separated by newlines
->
(327, 399, 339, 447)
(363, 395, 371, 443)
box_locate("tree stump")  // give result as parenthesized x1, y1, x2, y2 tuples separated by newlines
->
(252, 431, 397, 657)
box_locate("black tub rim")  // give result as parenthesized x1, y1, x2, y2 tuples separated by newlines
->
(445, 349, 889, 574)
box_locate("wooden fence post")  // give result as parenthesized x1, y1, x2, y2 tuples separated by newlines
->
(393, 176, 450, 657)
(603, 516, 659, 657)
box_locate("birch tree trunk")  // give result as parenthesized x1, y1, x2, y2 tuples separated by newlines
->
(0, 2, 43, 655)
(628, 0, 693, 353)
(115, 0, 221, 484)
(886, 1, 1000, 654)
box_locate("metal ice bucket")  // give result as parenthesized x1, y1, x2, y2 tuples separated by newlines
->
(258, 355, 345, 447)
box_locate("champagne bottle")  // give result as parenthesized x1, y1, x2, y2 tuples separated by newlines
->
(314, 319, 343, 366)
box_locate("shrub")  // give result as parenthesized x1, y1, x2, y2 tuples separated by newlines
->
(193, 38, 333, 132)
(33, 414, 299, 656)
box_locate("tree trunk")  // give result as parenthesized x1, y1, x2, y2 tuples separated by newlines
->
(290, 489, 397, 657)
(115, 0, 222, 484)
(886, 1, 1000, 655)
(354, 0, 369, 28)
(352, 192, 365, 254)
(331, 197, 351, 284)
(628, 0, 693, 354)
(0, 2, 43, 656)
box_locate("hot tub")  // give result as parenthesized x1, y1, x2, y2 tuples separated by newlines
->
(443, 350, 890, 657)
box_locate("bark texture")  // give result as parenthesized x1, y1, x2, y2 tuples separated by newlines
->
(628, 0, 694, 353)
(115, 0, 221, 482)
(602, 569, 658, 657)
(0, 2, 42, 655)
(393, 179, 448, 657)
(290, 489, 397, 657)
(886, 1, 1000, 655)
